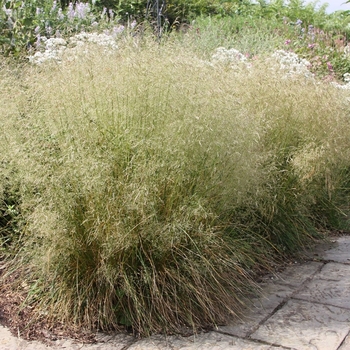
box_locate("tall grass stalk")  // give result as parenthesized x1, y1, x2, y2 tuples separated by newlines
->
(1, 39, 350, 334)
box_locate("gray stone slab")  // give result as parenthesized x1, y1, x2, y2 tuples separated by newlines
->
(126, 334, 179, 350)
(251, 299, 350, 350)
(0, 326, 20, 350)
(295, 277, 350, 309)
(259, 281, 298, 299)
(338, 333, 350, 350)
(322, 237, 350, 263)
(302, 239, 336, 261)
(217, 312, 267, 339)
(80, 333, 135, 349)
(17, 339, 55, 350)
(178, 332, 286, 350)
(217, 286, 286, 338)
(262, 262, 322, 287)
(128, 332, 285, 350)
(316, 262, 350, 281)
(29, 333, 135, 350)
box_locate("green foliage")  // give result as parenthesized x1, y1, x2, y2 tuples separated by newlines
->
(2, 0, 350, 79)
(1, 46, 267, 332)
(178, 7, 350, 82)
(0, 0, 114, 56)
(102, 0, 146, 20)
(0, 0, 40, 55)
(96, 0, 252, 22)
(177, 15, 289, 57)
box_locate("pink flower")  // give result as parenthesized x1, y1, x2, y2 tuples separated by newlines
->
(284, 39, 291, 45)
(327, 61, 333, 72)
(113, 25, 125, 34)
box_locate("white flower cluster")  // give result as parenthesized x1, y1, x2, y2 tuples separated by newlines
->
(70, 32, 118, 49)
(211, 47, 248, 69)
(331, 73, 350, 90)
(271, 50, 313, 78)
(343, 45, 350, 57)
(211, 47, 314, 79)
(28, 32, 118, 65)
(28, 37, 67, 65)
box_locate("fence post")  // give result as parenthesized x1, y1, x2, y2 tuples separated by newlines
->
(146, 0, 167, 39)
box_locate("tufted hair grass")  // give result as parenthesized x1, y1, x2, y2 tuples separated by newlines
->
(1, 39, 350, 334)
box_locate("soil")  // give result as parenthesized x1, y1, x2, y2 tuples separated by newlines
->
(0, 259, 99, 344)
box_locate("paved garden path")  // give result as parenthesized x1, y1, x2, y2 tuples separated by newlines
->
(1, 236, 350, 350)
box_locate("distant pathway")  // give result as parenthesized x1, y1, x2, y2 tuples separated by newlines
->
(1, 236, 350, 350)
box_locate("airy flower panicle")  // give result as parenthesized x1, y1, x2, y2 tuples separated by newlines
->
(51, 0, 57, 13)
(57, 8, 64, 20)
(113, 25, 125, 35)
(3, 6, 12, 17)
(109, 9, 114, 20)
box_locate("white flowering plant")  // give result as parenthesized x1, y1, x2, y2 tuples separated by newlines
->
(271, 49, 313, 78)
(28, 31, 121, 65)
(0, 0, 121, 56)
(211, 47, 248, 67)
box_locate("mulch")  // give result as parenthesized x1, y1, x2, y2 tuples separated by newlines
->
(0, 259, 98, 344)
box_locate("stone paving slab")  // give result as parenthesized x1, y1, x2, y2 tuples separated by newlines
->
(217, 288, 286, 337)
(321, 237, 350, 263)
(250, 299, 350, 350)
(316, 262, 350, 281)
(92, 333, 136, 349)
(295, 277, 350, 309)
(127, 332, 285, 350)
(0, 326, 20, 350)
(0, 325, 61, 350)
(262, 262, 322, 287)
(338, 333, 350, 350)
(217, 261, 322, 338)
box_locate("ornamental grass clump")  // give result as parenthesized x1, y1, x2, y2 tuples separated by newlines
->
(1, 40, 350, 335)
(1, 46, 265, 333)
